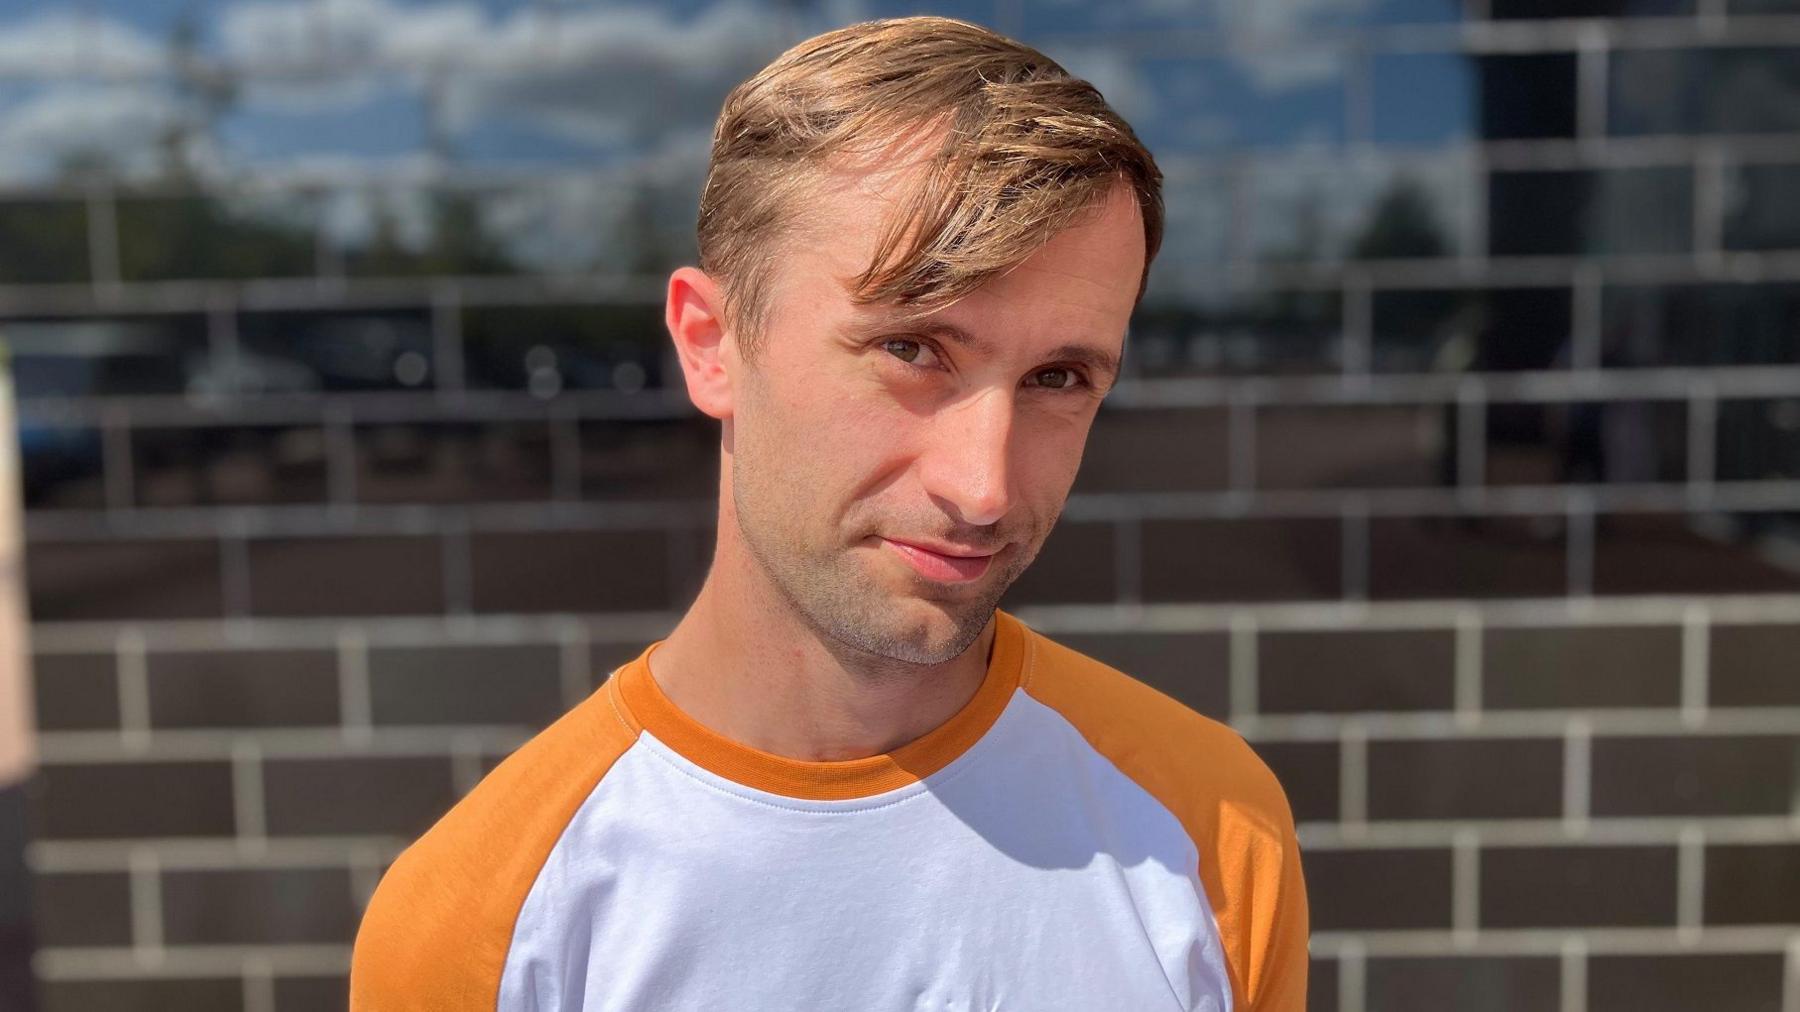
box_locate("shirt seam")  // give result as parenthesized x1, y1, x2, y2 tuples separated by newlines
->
(632, 711, 1011, 816)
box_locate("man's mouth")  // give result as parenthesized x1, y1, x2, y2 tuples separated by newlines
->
(878, 537, 997, 583)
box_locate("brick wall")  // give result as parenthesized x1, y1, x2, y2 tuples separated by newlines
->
(7, 1, 1800, 1010)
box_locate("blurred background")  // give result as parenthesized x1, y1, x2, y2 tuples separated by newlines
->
(0, 0, 1798, 1009)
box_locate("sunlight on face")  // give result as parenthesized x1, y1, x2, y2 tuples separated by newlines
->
(727, 166, 1146, 667)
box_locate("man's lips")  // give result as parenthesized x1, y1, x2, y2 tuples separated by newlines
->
(879, 537, 997, 583)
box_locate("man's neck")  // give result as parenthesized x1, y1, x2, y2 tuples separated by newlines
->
(646, 538, 994, 762)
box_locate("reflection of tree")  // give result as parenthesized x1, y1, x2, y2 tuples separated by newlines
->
(1350, 178, 1449, 261)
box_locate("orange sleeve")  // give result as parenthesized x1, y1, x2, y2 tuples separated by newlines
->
(349, 679, 640, 1010)
(1019, 629, 1310, 1012)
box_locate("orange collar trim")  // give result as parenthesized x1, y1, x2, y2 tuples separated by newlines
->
(607, 611, 1026, 801)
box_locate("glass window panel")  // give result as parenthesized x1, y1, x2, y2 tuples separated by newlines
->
(1250, 154, 1477, 263)
(1723, 163, 1800, 252)
(133, 424, 330, 507)
(355, 421, 554, 505)
(1489, 0, 1693, 16)
(1730, 0, 1800, 10)
(4, 315, 208, 396)
(1371, 53, 1477, 146)
(327, 186, 520, 278)
(117, 190, 318, 281)
(1488, 168, 1692, 257)
(218, 74, 431, 167)
(1370, 514, 1569, 599)
(1042, 52, 1347, 154)
(1158, 169, 1235, 264)
(1478, 53, 1578, 140)
(577, 416, 716, 500)
(461, 303, 666, 394)
(1022, 0, 1220, 33)
(1601, 282, 1800, 367)
(1611, 48, 1800, 136)
(237, 308, 435, 393)
(1372, 286, 1572, 372)
(0, 199, 89, 283)
(81, 1, 225, 66)
(1715, 399, 1800, 483)
(0, 80, 187, 185)
(16, 422, 105, 510)
(1485, 400, 1687, 487)
(1132, 278, 1343, 376)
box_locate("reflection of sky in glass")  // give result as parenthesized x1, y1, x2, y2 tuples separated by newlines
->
(219, 77, 431, 164)
(1133, 55, 1347, 152)
(1250, 153, 1476, 261)
(1371, 53, 1474, 145)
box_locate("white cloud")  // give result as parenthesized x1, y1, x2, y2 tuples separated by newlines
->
(0, 85, 186, 183)
(0, 10, 166, 78)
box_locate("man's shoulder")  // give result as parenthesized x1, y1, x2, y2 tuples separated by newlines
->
(349, 684, 639, 1009)
(1016, 622, 1293, 845)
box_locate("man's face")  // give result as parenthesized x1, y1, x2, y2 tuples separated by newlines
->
(724, 167, 1146, 667)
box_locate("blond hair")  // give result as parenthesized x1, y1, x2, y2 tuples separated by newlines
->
(696, 16, 1164, 355)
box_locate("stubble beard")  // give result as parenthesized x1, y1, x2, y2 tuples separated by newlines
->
(731, 474, 1037, 669)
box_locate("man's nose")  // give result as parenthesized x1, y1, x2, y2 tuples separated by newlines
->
(919, 389, 1014, 529)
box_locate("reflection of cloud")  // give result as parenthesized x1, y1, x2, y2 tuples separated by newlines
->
(0, 11, 166, 77)
(218, 0, 783, 162)
(0, 85, 185, 183)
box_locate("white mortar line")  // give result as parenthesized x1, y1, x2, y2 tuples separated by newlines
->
(128, 849, 162, 967)
(1681, 605, 1710, 728)
(1453, 830, 1481, 947)
(1229, 613, 1258, 726)
(1564, 718, 1592, 837)
(335, 627, 372, 745)
(1677, 824, 1706, 943)
(1454, 607, 1483, 728)
(1560, 936, 1587, 1012)
(1341, 720, 1369, 837)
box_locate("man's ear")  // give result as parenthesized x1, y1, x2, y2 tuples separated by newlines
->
(664, 266, 735, 420)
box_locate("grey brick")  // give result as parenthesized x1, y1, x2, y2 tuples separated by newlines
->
(1588, 954, 1783, 1012)
(1367, 956, 1561, 1012)
(163, 867, 358, 945)
(1305, 848, 1452, 931)
(40, 978, 241, 1012)
(1592, 735, 1800, 817)
(1140, 518, 1340, 603)
(31, 652, 119, 731)
(1481, 846, 1678, 928)
(31, 871, 132, 947)
(1004, 522, 1117, 605)
(1054, 632, 1230, 720)
(264, 757, 458, 837)
(248, 535, 445, 617)
(1483, 625, 1683, 709)
(147, 648, 340, 728)
(469, 529, 672, 613)
(1369, 738, 1563, 820)
(1710, 624, 1800, 707)
(1703, 844, 1800, 925)
(1259, 629, 1454, 713)
(26, 540, 224, 621)
(29, 762, 235, 840)
(368, 643, 562, 727)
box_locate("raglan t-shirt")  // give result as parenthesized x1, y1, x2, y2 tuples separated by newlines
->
(350, 610, 1309, 1011)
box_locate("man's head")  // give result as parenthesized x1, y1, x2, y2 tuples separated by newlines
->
(666, 16, 1162, 668)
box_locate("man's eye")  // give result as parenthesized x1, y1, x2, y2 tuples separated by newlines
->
(1030, 367, 1081, 390)
(883, 338, 930, 365)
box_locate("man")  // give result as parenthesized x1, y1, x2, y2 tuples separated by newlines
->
(352, 16, 1308, 1011)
